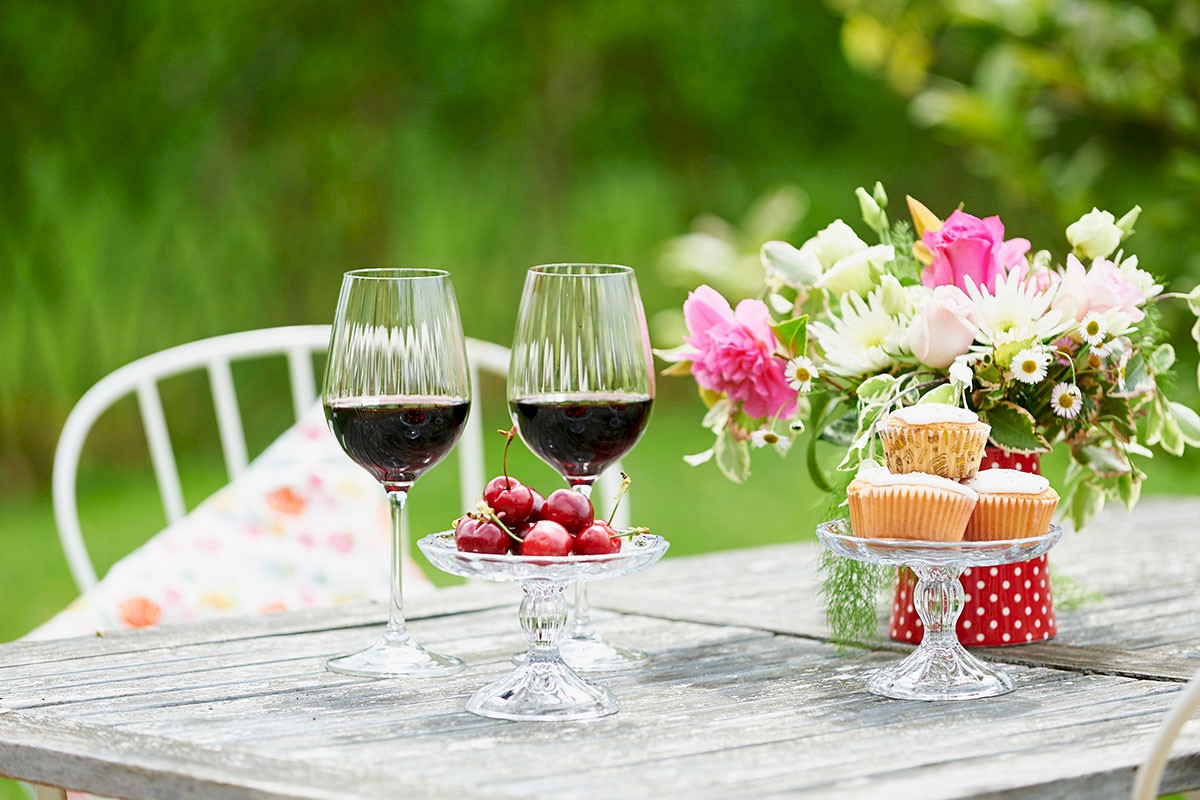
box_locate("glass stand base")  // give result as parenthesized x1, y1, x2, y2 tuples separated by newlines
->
(513, 632, 650, 673)
(467, 658, 618, 721)
(868, 645, 1015, 701)
(326, 635, 465, 679)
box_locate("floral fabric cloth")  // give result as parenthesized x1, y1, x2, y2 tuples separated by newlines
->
(30, 403, 433, 641)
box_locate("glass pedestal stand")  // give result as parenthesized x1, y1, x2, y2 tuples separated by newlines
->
(418, 532, 669, 721)
(816, 520, 1062, 701)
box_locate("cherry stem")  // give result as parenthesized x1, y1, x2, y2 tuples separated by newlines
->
(608, 526, 649, 540)
(471, 502, 523, 543)
(606, 471, 632, 526)
(497, 426, 517, 489)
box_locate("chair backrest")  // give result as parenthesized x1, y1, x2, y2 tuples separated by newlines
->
(53, 325, 629, 593)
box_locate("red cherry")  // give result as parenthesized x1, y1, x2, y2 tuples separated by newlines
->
(454, 517, 510, 555)
(573, 521, 621, 555)
(483, 476, 535, 524)
(520, 520, 573, 557)
(510, 519, 538, 553)
(541, 489, 594, 533)
(529, 488, 545, 519)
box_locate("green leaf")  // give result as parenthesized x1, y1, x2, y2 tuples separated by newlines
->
(918, 384, 956, 405)
(1121, 353, 1154, 396)
(856, 374, 896, 404)
(1160, 410, 1185, 456)
(714, 427, 751, 483)
(1078, 446, 1131, 477)
(1066, 476, 1106, 531)
(1187, 284, 1200, 317)
(1149, 343, 1175, 373)
(821, 411, 860, 446)
(984, 401, 1051, 454)
(1169, 401, 1200, 447)
(771, 314, 809, 358)
(1117, 472, 1142, 510)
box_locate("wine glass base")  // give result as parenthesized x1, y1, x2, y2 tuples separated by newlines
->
(326, 636, 465, 679)
(467, 657, 618, 721)
(512, 632, 650, 673)
(867, 645, 1015, 701)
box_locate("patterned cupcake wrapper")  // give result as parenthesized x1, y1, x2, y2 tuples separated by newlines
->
(879, 425, 991, 480)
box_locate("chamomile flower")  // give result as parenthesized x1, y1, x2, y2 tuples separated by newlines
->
(785, 356, 818, 392)
(750, 429, 781, 448)
(1079, 312, 1107, 347)
(1010, 347, 1051, 384)
(1051, 383, 1083, 419)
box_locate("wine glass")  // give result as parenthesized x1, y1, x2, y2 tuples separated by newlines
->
(322, 268, 470, 678)
(508, 263, 655, 672)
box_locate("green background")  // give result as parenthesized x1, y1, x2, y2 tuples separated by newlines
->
(3, 2, 1200, 795)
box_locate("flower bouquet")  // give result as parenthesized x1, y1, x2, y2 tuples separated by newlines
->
(660, 184, 1200, 645)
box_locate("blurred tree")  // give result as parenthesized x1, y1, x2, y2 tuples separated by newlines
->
(826, 0, 1200, 289)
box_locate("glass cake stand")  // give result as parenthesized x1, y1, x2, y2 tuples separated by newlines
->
(816, 519, 1063, 701)
(417, 531, 669, 721)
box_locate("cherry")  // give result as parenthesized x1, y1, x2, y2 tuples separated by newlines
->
(482, 426, 535, 523)
(574, 521, 621, 555)
(520, 520, 573, 557)
(483, 476, 534, 523)
(529, 488, 545, 519)
(541, 489, 594, 533)
(454, 516, 510, 555)
(510, 519, 538, 553)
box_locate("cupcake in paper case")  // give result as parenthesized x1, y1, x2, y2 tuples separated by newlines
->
(963, 469, 1059, 541)
(847, 467, 978, 542)
(877, 403, 991, 480)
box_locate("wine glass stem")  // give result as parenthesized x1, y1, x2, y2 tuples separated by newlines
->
(385, 489, 411, 643)
(569, 481, 596, 638)
(912, 565, 966, 651)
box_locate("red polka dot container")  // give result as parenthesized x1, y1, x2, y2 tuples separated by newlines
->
(888, 447, 1056, 647)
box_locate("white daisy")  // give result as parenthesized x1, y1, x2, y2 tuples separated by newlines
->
(1051, 383, 1083, 419)
(750, 429, 781, 448)
(964, 270, 1070, 348)
(810, 287, 908, 377)
(1079, 312, 1107, 347)
(1010, 347, 1051, 384)
(785, 356, 818, 392)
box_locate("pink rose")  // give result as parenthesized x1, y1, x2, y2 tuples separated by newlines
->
(922, 210, 1031, 293)
(1085, 256, 1145, 322)
(906, 285, 980, 369)
(684, 285, 797, 419)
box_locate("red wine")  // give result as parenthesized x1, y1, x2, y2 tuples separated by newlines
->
(510, 393, 652, 481)
(326, 396, 470, 490)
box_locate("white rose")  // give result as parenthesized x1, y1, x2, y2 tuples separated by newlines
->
(760, 240, 822, 289)
(814, 244, 893, 297)
(1066, 208, 1123, 260)
(799, 220, 867, 271)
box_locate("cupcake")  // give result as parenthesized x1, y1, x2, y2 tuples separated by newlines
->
(963, 469, 1059, 541)
(847, 466, 978, 542)
(877, 403, 991, 480)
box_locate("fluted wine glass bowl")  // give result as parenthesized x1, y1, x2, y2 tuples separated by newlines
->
(418, 532, 669, 720)
(321, 268, 471, 678)
(507, 263, 656, 673)
(816, 519, 1062, 701)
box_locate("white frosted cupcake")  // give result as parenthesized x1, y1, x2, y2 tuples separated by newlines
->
(847, 466, 978, 542)
(963, 469, 1059, 541)
(877, 403, 991, 480)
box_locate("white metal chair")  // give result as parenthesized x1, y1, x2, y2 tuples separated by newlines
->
(52, 325, 628, 593)
(1132, 664, 1200, 799)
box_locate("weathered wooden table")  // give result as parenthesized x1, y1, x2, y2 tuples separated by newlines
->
(2, 499, 1200, 799)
